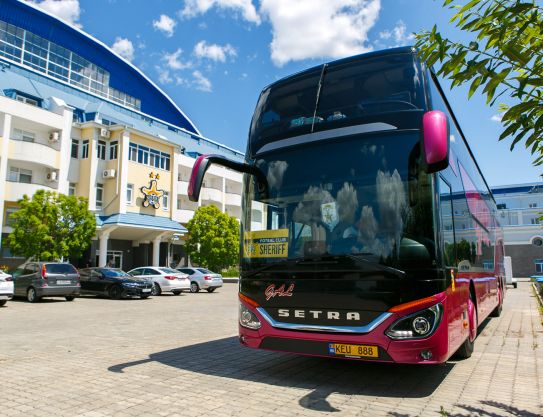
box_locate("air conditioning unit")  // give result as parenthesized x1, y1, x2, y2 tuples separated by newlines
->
(48, 131, 60, 142)
(46, 170, 58, 182)
(102, 169, 116, 179)
(100, 128, 110, 139)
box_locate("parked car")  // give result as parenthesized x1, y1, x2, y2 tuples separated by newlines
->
(127, 267, 190, 296)
(12, 262, 80, 303)
(176, 267, 223, 293)
(79, 267, 153, 299)
(0, 271, 14, 306)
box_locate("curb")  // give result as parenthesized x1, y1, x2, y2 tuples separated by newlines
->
(532, 282, 543, 308)
(222, 277, 239, 283)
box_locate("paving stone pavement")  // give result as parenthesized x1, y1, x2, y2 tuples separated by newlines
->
(0, 282, 541, 417)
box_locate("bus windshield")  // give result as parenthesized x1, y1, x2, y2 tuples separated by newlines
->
(249, 52, 425, 153)
(242, 131, 435, 272)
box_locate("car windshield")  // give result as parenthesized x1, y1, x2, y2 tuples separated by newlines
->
(242, 130, 435, 272)
(102, 269, 130, 278)
(159, 268, 179, 274)
(196, 268, 213, 274)
(45, 264, 77, 274)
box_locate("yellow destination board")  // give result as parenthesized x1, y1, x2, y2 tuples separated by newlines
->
(244, 229, 289, 258)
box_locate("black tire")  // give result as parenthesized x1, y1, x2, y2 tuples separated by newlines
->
(27, 287, 40, 303)
(206, 288, 216, 293)
(151, 283, 162, 296)
(513, 282, 518, 289)
(108, 285, 123, 300)
(140, 295, 150, 299)
(190, 282, 200, 293)
(455, 294, 477, 359)
(172, 290, 182, 295)
(490, 287, 502, 317)
(65, 296, 75, 302)
(0, 300, 7, 307)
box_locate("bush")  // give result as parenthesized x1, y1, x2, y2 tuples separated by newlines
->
(222, 266, 239, 277)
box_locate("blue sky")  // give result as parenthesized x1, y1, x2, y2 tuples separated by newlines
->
(28, 0, 542, 187)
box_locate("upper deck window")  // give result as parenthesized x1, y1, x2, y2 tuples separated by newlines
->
(249, 53, 425, 150)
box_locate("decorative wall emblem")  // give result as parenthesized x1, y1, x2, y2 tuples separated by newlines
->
(141, 172, 164, 209)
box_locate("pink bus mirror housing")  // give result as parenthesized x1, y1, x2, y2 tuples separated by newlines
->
(422, 110, 450, 173)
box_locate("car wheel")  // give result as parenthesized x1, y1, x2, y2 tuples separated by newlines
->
(140, 295, 150, 299)
(455, 292, 477, 359)
(65, 296, 75, 302)
(190, 282, 200, 293)
(27, 287, 40, 303)
(490, 287, 502, 317)
(172, 290, 181, 295)
(151, 283, 162, 296)
(513, 282, 517, 289)
(0, 300, 6, 307)
(109, 285, 123, 300)
(206, 288, 216, 293)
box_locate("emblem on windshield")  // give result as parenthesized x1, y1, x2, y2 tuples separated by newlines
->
(321, 202, 339, 230)
(265, 283, 295, 301)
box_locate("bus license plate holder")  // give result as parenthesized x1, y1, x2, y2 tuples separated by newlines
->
(328, 343, 378, 358)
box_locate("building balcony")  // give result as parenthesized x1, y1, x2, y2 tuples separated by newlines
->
(4, 180, 57, 201)
(177, 180, 189, 195)
(200, 187, 223, 203)
(9, 139, 60, 169)
(173, 209, 195, 224)
(225, 192, 241, 207)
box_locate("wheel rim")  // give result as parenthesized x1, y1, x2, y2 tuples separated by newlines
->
(152, 284, 160, 296)
(28, 288, 35, 302)
(190, 282, 198, 293)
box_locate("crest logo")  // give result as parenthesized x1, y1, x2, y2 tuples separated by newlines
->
(141, 172, 165, 209)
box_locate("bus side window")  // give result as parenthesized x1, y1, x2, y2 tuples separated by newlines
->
(439, 177, 456, 267)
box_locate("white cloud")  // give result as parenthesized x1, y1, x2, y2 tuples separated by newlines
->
(156, 66, 173, 84)
(25, 0, 82, 28)
(180, 0, 261, 25)
(153, 14, 177, 37)
(193, 41, 237, 62)
(192, 70, 212, 92)
(378, 20, 414, 47)
(111, 37, 135, 62)
(162, 48, 193, 70)
(491, 114, 503, 122)
(260, 0, 381, 67)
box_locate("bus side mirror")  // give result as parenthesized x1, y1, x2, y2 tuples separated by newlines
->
(188, 154, 268, 202)
(422, 110, 449, 173)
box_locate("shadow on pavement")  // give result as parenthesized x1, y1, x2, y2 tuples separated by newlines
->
(109, 336, 455, 412)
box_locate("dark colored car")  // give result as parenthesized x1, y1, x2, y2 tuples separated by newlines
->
(79, 267, 153, 299)
(12, 262, 80, 303)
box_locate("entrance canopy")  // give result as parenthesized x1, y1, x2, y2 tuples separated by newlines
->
(96, 213, 187, 242)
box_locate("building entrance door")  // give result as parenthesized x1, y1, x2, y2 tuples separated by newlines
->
(96, 250, 123, 268)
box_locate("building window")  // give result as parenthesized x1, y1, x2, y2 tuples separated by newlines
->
(163, 192, 169, 210)
(529, 203, 538, 208)
(8, 167, 32, 183)
(81, 140, 89, 159)
(129, 142, 170, 171)
(12, 128, 35, 142)
(109, 141, 118, 160)
(5, 207, 18, 226)
(126, 184, 133, 205)
(531, 218, 540, 225)
(96, 183, 103, 209)
(97, 140, 106, 160)
(15, 93, 39, 107)
(535, 259, 543, 273)
(497, 203, 506, 209)
(68, 183, 76, 196)
(71, 139, 79, 158)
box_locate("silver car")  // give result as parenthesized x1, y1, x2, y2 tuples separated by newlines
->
(0, 271, 14, 307)
(127, 267, 190, 296)
(176, 267, 223, 293)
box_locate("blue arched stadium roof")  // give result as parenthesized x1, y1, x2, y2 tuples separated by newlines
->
(0, 0, 200, 135)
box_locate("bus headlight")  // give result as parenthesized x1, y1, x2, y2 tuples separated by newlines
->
(386, 303, 443, 340)
(239, 303, 261, 330)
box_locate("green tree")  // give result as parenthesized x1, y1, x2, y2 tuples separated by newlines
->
(7, 190, 96, 261)
(416, 1, 543, 163)
(185, 205, 240, 271)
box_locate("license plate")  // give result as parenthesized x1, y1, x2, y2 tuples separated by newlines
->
(328, 343, 378, 358)
(142, 289, 151, 293)
(57, 280, 71, 285)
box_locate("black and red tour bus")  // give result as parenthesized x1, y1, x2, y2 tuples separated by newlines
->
(188, 46, 505, 364)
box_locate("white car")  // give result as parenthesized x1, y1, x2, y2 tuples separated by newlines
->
(0, 271, 14, 307)
(127, 267, 190, 296)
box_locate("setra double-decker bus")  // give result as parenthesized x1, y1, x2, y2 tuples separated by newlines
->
(188, 46, 505, 364)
